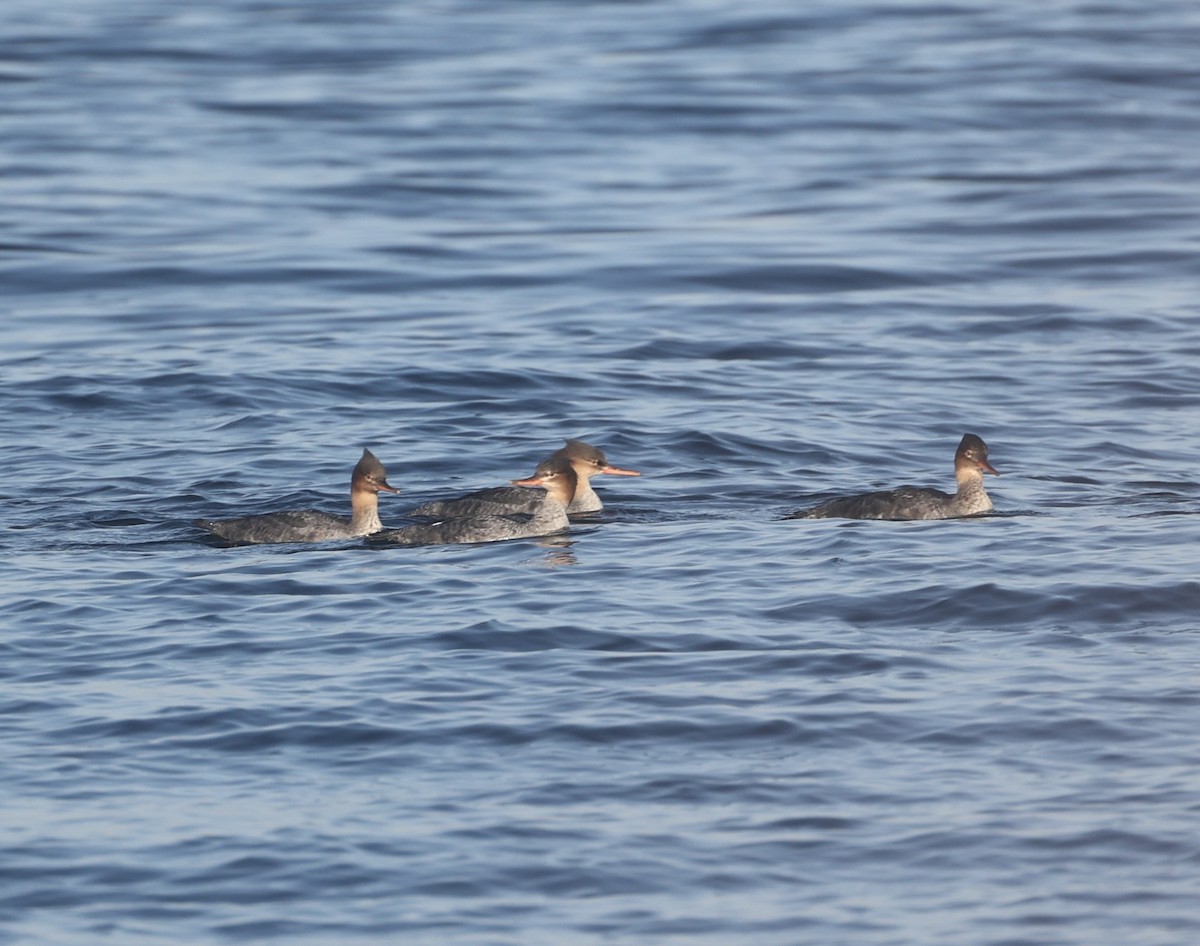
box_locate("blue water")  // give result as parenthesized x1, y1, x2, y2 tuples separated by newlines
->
(3, 1, 1200, 943)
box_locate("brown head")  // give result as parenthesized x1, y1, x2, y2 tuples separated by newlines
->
(351, 448, 401, 495)
(552, 438, 640, 479)
(954, 433, 999, 476)
(511, 456, 578, 505)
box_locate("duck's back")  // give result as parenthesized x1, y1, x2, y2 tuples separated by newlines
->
(371, 497, 568, 547)
(195, 509, 352, 544)
(408, 484, 601, 517)
(406, 486, 540, 520)
(790, 486, 958, 521)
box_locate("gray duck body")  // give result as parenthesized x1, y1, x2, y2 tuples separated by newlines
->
(787, 433, 999, 522)
(195, 448, 398, 544)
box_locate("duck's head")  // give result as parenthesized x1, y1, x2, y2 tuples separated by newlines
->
(352, 447, 401, 494)
(554, 438, 641, 479)
(511, 456, 578, 504)
(955, 434, 998, 476)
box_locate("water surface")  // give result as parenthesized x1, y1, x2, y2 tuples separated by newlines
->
(3, 1, 1199, 944)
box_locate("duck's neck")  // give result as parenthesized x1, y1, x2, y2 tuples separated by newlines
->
(567, 472, 599, 512)
(952, 467, 992, 513)
(349, 488, 384, 535)
(543, 475, 577, 511)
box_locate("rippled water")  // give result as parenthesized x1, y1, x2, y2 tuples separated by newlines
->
(4, 1, 1200, 944)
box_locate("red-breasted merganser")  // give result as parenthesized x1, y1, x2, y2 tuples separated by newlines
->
(195, 448, 399, 544)
(405, 439, 639, 519)
(369, 456, 576, 547)
(786, 433, 999, 521)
